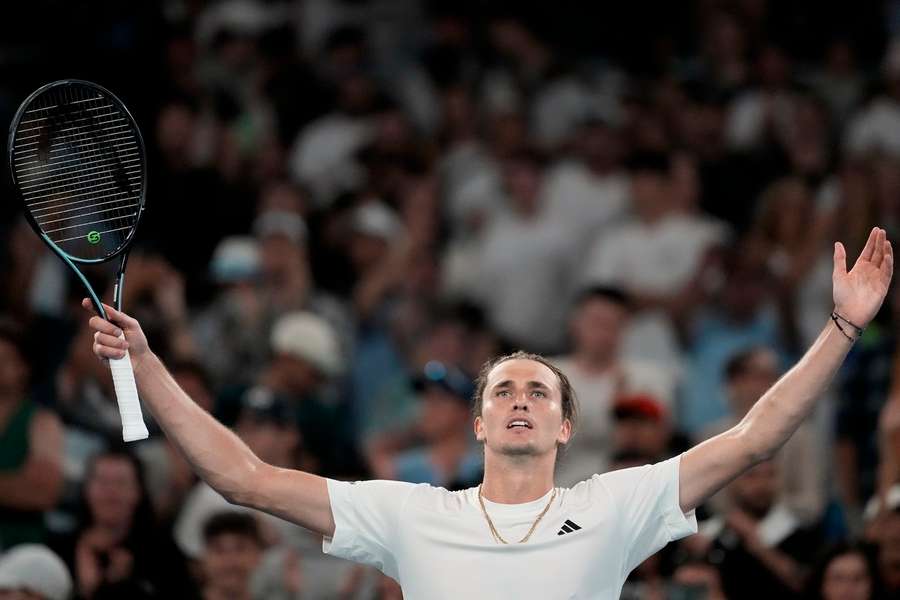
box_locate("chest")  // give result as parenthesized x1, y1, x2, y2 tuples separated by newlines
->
(394, 505, 626, 600)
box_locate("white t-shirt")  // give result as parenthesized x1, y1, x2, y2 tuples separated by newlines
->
(322, 455, 697, 599)
(475, 212, 576, 352)
(580, 213, 729, 364)
(540, 160, 629, 253)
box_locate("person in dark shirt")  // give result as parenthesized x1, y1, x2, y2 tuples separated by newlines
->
(0, 324, 63, 549)
(705, 460, 823, 599)
(50, 447, 195, 599)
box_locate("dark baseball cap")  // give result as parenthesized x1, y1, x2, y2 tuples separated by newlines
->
(413, 361, 474, 404)
(239, 386, 297, 425)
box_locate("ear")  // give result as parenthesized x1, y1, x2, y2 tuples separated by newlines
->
(557, 418, 572, 446)
(474, 415, 485, 442)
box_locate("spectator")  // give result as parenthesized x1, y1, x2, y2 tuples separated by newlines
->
(870, 506, 900, 597)
(699, 346, 826, 524)
(610, 394, 681, 465)
(263, 311, 355, 474)
(0, 324, 63, 548)
(746, 177, 832, 352)
(580, 151, 729, 365)
(287, 74, 377, 206)
(680, 244, 784, 435)
(199, 512, 262, 600)
(540, 118, 629, 253)
(698, 461, 822, 600)
(551, 286, 678, 487)
(192, 236, 268, 389)
(804, 541, 877, 600)
(725, 44, 799, 153)
(49, 448, 194, 599)
(474, 150, 575, 353)
(809, 40, 865, 128)
(845, 39, 900, 159)
(834, 283, 900, 519)
(378, 360, 482, 488)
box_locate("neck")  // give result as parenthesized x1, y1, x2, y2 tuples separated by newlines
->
(479, 448, 557, 503)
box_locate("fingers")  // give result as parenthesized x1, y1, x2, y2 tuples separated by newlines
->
(95, 331, 128, 349)
(885, 240, 894, 285)
(88, 316, 122, 338)
(873, 228, 886, 267)
(834, 242, 847, 278)
(93, 331, 128, 360)
(861, 226, 879, 262)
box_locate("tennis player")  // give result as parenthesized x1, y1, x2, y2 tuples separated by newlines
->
(86, 227, 892, 599)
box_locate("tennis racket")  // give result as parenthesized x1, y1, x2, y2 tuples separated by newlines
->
(7, 79, 149, 441)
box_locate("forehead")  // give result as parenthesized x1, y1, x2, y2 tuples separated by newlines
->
(743, 350, 779, 375)
(579, 296, 625, 317)
(92, 456, 136, 478)
(485, 358, 559, 390)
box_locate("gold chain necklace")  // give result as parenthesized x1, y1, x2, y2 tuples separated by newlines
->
(477, 483, 557, 544)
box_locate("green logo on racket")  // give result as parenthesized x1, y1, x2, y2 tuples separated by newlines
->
(87, 231, 101, 244)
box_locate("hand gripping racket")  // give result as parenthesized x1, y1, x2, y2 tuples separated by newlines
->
(8, 80, 149, 441)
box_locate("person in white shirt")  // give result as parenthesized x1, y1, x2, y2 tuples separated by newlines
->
(551, 286, 678, 487)
(580, 151, 729, 364)
(540, 119, 630, 254)
(473, 151, 576, 353)
(84, 228, 893, 599)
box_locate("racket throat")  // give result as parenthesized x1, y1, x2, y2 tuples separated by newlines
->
(113, 253, 129, 311)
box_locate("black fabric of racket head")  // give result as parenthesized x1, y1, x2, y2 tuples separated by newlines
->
(8, 80, 146, 263)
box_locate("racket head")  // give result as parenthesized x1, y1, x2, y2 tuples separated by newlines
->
(8, 79, 147, 264)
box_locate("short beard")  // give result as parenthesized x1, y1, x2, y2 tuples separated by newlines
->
(496, 441, 539, 457)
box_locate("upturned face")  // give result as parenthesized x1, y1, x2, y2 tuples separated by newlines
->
(474, 359, 571, 459)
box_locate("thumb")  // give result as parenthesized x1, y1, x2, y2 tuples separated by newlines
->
(834, 242, 847, 278)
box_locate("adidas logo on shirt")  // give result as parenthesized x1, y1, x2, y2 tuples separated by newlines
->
(557, 519, 582, 536)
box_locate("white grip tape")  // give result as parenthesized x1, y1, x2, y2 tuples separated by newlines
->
(109, 333, 149, 442)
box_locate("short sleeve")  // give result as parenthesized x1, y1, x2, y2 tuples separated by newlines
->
(322, 478, 417, 579)
(593, 454, 697, 574)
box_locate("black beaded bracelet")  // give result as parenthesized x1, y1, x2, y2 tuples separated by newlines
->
(831, 311, 864, 342)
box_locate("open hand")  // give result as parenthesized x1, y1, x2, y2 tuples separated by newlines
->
(833, 227, 894, 328)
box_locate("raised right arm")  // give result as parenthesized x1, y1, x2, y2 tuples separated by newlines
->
(84, 299, 335, 537)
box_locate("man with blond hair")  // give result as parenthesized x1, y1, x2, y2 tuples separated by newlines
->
(87, 228, 893, 599)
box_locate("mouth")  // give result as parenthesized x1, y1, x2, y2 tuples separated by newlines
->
(506, 418, 534, 430)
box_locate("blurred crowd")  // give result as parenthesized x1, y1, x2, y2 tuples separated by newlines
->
(5, 0, 900, 598)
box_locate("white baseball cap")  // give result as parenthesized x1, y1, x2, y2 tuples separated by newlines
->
(209, 236, 261, 283)
(350, 202, 403, 240)
(270, 312, 343, 377)
(0, 544, 72, 600)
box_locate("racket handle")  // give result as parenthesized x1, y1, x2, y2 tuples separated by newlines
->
(109, 335, 149, 442)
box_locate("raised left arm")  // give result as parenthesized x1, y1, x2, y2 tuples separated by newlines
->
(680, 227, 893, 512)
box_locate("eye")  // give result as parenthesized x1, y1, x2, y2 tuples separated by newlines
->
(496, 390, 511, 398)
(531, 390, 546, 398)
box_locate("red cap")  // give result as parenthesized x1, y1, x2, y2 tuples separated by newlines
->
(613, 393, 667, 422)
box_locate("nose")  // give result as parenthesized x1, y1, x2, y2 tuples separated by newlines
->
(512, 395, 530, 411)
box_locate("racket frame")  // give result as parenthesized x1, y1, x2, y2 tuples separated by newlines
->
(7, 79, 147, 319)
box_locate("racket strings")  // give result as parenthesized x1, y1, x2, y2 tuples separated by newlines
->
(12, 84, 144, 260)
